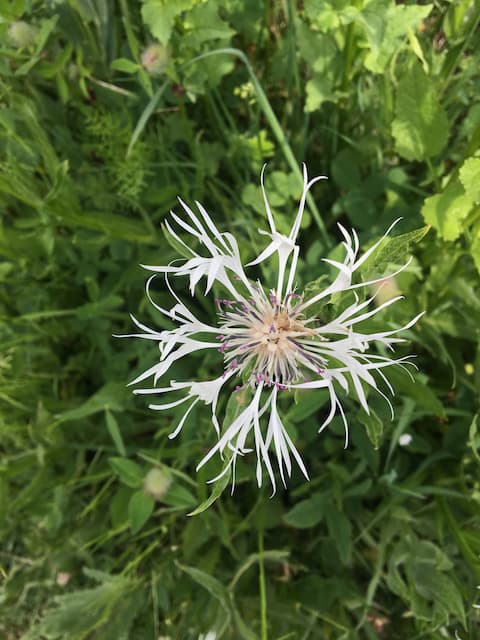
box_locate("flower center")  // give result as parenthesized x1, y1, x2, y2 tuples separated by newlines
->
(215, 288, 324, 389)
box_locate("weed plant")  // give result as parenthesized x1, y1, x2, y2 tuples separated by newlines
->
(0, 1, 480, 638)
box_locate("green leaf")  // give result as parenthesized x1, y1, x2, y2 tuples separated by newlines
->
(177, 561, 232, 633)
(111, 58, 140, 73)
(56, 383, 125, 423)
(177, 562, 229, 604)
(162, 482, 197, 508)
(28, 570, 139, 639)
(128, 491, 154, 533)
(459, 157, 480, 204)
(188, 467, 230, 516)
(161, 221, 192, 260)
(283, 492, 327, 528)
(471, 222, 480, 274)
(392, 64, 449, 161)
(288, 390, 328, 422)
(363, 4, 432, 73)
(421, 180, 473, 241)
(363, 225, 429, 278)
(304, 74, 336, 112)
(105, 410, 126, 457)
(387, 369, 445, 417)
(109, 458, 144, 488)
(141, 0, 194, 45)
(183, 2, 235, 48)
(411, 564, 466, 628)
(326, 505, 352, 564)
(468, 413, 480, 462)
(358, 408, 384, 449)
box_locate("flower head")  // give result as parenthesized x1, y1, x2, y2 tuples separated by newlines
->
(120, 165, 421, 492)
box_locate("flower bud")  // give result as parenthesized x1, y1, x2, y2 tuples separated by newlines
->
(8, 21, 38, 49)
(141, 44, 169, 76)
(143, 468, 171, 501)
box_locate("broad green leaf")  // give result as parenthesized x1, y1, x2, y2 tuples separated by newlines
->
(283, 492, 327, 528)
(364, 4, 432, 73)
(288, 389, 328, 422)
(392, 64, 449, 161)
(387, 369, 445, 417)
(421, 180, 473, 241)
(358, 408, 384, 450)
(105, 410, 126, 457)
(411, 564, 466, 628)
(109, 458, 144, 489)
(128, 491, 154, 533)
(141, 0, 194, 45)
(183, 2, 235, 48)
(296, 19, 337, 72)
(459, 157, 480, 204)
(304, 74, 335, 112)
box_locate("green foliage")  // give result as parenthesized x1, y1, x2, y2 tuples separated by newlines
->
(392, 63, 449, 161)
(1, 0, 480, 638)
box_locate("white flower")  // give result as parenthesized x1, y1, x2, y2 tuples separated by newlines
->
(119, 164, 422, 492)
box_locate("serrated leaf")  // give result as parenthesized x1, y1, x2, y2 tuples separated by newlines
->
(363, 225, 429, 278)
(421, 180, 473, 241)
(128, 491, 154, 533)
(363, 4, 432, 73)
(141, 0, 194, 45)
(392, 64, 449, 161)
(459, 157, 480, 204)
(109, 458, 144, 488)
(183, 2, 235, 48)
(304, 74, 336, 112)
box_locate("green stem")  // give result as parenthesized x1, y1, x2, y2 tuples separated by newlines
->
(128, 48, 331, 247)
(258, 528, 268, 640)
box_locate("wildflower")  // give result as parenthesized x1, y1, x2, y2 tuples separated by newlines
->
(143, 468, 171, 500)
(8, 21, 38, 49)
(141, 43, 169, 75)
(399, 433, 412, 446)
(120, 165, 421, 491)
